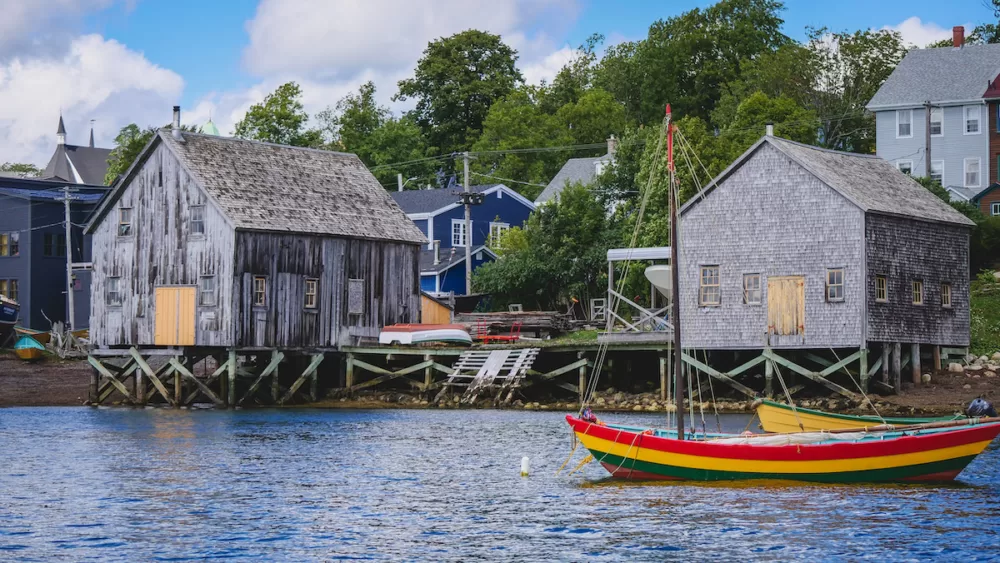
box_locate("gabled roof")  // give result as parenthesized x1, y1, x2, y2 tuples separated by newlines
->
(682, 136, 975, 227)
(419, 245, 496, 274)
(946, 185, 984, 202)
(970, 183, 1000, 203)
(867, 44, 1000, 109)
(536, 154, 611, 204)
(390, 184, 500, 215)
(88, 130, 426, 244)
(41, 144, 112, 185)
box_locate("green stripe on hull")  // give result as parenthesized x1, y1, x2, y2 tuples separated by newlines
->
(586, 448, 976, 483)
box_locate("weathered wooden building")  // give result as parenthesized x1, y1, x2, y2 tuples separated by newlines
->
(678, 134, 974, 354)
(86, 113, 426, 351)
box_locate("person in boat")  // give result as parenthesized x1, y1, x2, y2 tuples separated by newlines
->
(967, 398, 997, 418)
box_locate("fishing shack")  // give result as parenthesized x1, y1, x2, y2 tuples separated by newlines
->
(676, 132, 974, 395)
(84, 108, 425, 407)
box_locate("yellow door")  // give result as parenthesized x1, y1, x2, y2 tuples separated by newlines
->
(767, 276, 805, 336)
(154, 287, 196, 346)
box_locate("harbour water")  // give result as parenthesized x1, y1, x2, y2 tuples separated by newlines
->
(1, 408, 999, 561)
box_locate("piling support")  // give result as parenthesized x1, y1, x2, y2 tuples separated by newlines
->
(346, 353, 355, 396)
(88, 365, 99, 404)
(271, 350, 281, 402)
(911, 343, 921, 386)
(578, 351, 588, 405)
(174, 358, 182, 407)
(932, 345, 941, 372)
(659, 351, 668, 402)
(424, 353, 434, 392)
(881, 344, 890, 385)
(227, 349, 237, 407)
(859, 347, 869, 393)
(892, 342, 901, 393)
(764, 354, 774, 398)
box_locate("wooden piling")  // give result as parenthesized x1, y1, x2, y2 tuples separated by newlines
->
(424, 353, 433, 391)
(174, 359, 182, 407)
(932, 345, 941, 372)
(135, 362, 146, 405)
(881, 344, 890, 385)
(911, 343, 921, 386)
(764, 355, 774, 398)
(89, 365, 99, 404)
(346, 353, 355, 396)
(892, 342, 901, 393)
(271, 351, 280, 402)
(659, 351, 667, 401)
(578, 351, 588, 405)
(859, 347, 869, 393)
(227, 349, 237, 407)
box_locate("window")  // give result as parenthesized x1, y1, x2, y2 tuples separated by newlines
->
(348, 278, 365, 315)
(992, 202, 1000, 216)
(930, 160, 943, 185)
(965, 105, 981, 134)
(896, 109, 912, 138)
(699, 266, 721, 306)
(199, 276, 216, 307)
(106, 277, 122, 306)
(0, 279, 16, 301)
(0, 232, 16, 257)
(941, 283, 952, 307)
(44, 234, 54, 257)
(0, 280, 6, 300)
(896, 160, 913, 175)
(304, 278, 318, 309)
(253, 276, 267, 307)
(743, 273, 761, 305)
(930, 106, 943, 136)
(965, 158, 981, 187)
(912, 280, 924, 305)
(57, 235, 66, 257)
(451, 219, 467, 247)
(826, 268, 845, 302)
(118, 208, 133, 237)
(488, 222, 510, 247)
(190, 205, 205, 236)
(875, 275, 888, 303)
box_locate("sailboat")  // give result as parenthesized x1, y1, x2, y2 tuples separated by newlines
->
(565, 107, 1000, 483)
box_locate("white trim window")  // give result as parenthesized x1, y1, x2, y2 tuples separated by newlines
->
(930, 160, 944, 185)
(941, 283, 952, 308)
(118, 207, 133, 237)
(826, 268, 845, 302)
(451, 219, 467, 247)
(912, 280, 924, 305)
(199, 276, 216, 306)
(875, 275, 888, 303)
(965, 105, 981, 134)
(304, 278, 318, 309)
(964, 157, 981, 187)
(992, 202, 1000, 216)
(190, 205, 205, 236)
(253, 276, 267, 307)
(699, 266, 721, 307)
(929, 106, 943, 136)
(488, 222, 509, 247)
(742, 273, 761, 305)
(896, 109, 912, 138)
(896, 160, 913, 175)
(106, 277, 122, 306)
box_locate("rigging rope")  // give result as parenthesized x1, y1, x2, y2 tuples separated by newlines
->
(829, 348, 886, 424)
(770, 358, 805, 432)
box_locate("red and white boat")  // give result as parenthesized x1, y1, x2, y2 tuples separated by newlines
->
(378, 324, 472, 345)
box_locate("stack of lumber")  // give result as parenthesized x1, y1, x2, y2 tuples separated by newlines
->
(455, 311, 572, 337)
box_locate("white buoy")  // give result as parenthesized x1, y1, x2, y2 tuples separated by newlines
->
(520, 456, 530, 477)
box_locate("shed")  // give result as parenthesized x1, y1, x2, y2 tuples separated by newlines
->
(420, 291, 454, 324)
(85, 125, 426, 349)
(678, 135, 974, 351)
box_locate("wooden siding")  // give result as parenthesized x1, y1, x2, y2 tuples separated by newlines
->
(866, 215, 970, 346)
(978, 185, 1000, 216)
(90, 142, 236, 347)
(678, 143, 866, 349)
(990, 102, 1000, 185)
(232, 232, 420, 348)
(421, 295, 452, 324)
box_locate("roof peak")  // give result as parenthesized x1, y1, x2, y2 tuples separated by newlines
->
(56, 114, 66, 135)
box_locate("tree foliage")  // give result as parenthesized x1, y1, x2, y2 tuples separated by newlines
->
(396, 30, 523, 154)
(234, 82, 322, 147)
(0, 162, 40, 177)
(104, 124, 156, 185)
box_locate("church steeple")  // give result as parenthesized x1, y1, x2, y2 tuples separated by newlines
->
(89, 120, 95, 148)
(56, 114, 66, 145)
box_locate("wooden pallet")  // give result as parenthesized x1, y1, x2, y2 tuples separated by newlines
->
(434, 348, 539, 405)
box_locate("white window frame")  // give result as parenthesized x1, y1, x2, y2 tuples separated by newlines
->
(941, 283, 952, 308)
(992, 202, 1000, 216)
(965, 105, 982, 135)
(488, 222, 509, 247)
(253, 276, 267, 307)
(304, 278, 318, 309)
(896, 160, 913, 175)
(912, 280, 924, 306)
(199, 276, 216, 307)
(451, 219, 467, 247)
(930, 160, 944, 185)
(826, 268, 845, 302)
(118, 207, 133, 237)
(929, 106, 943, 137)
(875, 275, 888, 303)
(699, 266, 721, 307)
(742, 273, 761, 305)
(896, 109, 913, 138)
(106, 277, 122, 306)
(964, 157, 981, 188)
(190, 205, 206, 236)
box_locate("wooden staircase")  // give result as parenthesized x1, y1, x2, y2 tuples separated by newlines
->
(434, 348, 540, 406)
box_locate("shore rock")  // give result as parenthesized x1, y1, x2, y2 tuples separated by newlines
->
(987, 371, 997, 378)
(992, 352, 1000, 362)
(921, 373, 932, 384)
(966, 364, 984, 372)
(949, 362, 964, 373)
(963, 384, 972, 389)
(632, 405, 644, 411)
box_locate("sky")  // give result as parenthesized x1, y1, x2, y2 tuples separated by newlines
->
(0, 0, 996, 168)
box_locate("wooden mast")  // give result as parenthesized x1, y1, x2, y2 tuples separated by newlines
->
(667, 104, 684, 440)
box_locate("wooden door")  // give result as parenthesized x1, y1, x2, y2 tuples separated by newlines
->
(154, 287, 196, 346)
(767, 276, 805, 337)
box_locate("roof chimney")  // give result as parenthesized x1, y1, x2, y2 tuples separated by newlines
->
(765, 122, 774, 137)
(607, 134, 617, 159)
(171, 105, 183, 140)
(433, 240, 441, 265)
(954, 26, 965, 48)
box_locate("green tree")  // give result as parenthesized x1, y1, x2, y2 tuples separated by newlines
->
(711, 43, 818, 128)
(395, 30, 523, 154)
(540, 33, 604, 113)
(234, 82, 322, 147)
(0, 163, 40, 177)
(104, 124, 156, 185)
(725, 91, 819, 148)
(316, 81, 388, 152)
(555, 88, 628, 147)
(363, 116, 438, 187)
(593, 41, 645, 125)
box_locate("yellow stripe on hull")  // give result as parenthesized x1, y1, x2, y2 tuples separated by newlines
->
(757, 403, 880, 433)
(574, 431, 993, 475)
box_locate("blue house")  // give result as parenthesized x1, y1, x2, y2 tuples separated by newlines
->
(390, 183, 535, 295)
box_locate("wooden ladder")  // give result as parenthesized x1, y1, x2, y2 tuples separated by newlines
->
(434, 348, 539, 405)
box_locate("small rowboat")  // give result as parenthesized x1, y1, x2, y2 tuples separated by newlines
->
(13, 335, 45, 361)
(755, 399, 962, 433)
(567, 415, 1000, 483)
(378, 324, 472, 345)
(0, 295, 18, 346)
(14, 326, 51, 346)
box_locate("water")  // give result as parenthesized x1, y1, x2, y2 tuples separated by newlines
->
(1, 408, 1000, 561)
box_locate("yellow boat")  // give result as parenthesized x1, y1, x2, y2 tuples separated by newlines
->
(14, 326, 51, 345)
(755, 399, 961, 433)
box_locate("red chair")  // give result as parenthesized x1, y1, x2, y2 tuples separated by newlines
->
(486, 321, 522, 343)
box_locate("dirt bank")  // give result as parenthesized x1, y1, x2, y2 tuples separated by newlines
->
(0, 353, 92, 406)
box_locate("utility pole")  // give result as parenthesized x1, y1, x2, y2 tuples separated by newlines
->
(464, 152, 472, 295)
(62, 186, 76, 330)
(924, 101, 932, 178)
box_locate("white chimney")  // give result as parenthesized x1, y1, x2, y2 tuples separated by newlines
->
(398, 173, 404, 192)
(607, 134, 617, 158)
(433, 240, 441, 265)
(765, 122, 774, 137)
(171, 105, 183, 140)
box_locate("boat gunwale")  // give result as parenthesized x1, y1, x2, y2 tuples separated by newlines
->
(756, 398, 961, 425)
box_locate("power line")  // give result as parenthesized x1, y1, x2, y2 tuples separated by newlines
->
(470, 171, 547, 189)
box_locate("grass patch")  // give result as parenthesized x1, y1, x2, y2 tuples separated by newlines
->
(971, 276, 1000, 357)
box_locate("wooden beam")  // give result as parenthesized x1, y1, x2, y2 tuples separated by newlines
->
(129, 348, 176, 406)
(87, 356, 133, 404)
(859, 348, 869, 393)
(765, 356, 774, 398)
(279, 354, 325, 405)
(347, 360, 434, 393)
(911, 343, 921, 386)
(933, 345, 941, 372)
(239, 351, 285, 405)
(169, 358, 225, 407)
(763, 350, 860, 400)
(680, 353, 757, 398)
(892, 342, 901, 394)
(227, 349, 237, 407)
(818, 350, 863, 378)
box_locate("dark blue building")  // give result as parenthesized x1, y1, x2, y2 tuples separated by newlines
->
(390, 183, 535, 296)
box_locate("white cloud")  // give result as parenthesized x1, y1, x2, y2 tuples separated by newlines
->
(0, 34, 183, 166)
(882, 17, 969, 48)
(520, 45, 576, 85)
(0, 0, 116, 57)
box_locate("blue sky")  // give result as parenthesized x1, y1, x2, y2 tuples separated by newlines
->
(0, 0, 995, 166)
